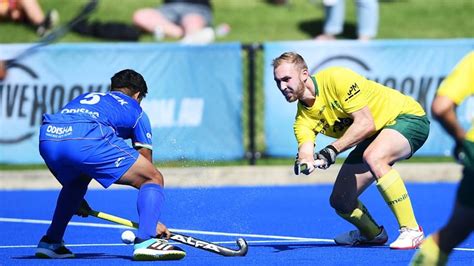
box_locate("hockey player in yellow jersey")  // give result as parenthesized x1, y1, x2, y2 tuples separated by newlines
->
(272, 52, 430, 249)
(411, 52, 474, 265)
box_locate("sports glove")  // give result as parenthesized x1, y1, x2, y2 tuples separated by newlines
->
(76, 199, 92, 217)
(316, 145, 339, 169)
(453, 141, 466, 164)
(293, 153, 315, 175)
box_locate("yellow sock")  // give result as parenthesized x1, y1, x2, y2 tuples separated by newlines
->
(337, 200, 381, 239)
(410, 236, 448, 266)
(377, 169, 418, 229)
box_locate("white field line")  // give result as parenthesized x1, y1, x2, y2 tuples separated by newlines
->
(0, 217, 330, 241)
(0, 239, 328, 249)
(0, 217, 472, 252)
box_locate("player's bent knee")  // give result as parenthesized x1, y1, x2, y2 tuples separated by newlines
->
(330, 194, 356, 214)
(363, 151, 387, 173)
(148, 171, 164, 187)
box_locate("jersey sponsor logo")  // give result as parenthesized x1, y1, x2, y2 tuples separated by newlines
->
(318, 105, 326, 116)
(330, 101, 343, 112)
(170, 234, 220, 253)
(114, 157, 125, 167)
(316, 119, 330, 134)
(45, 125, 73, 137)
(332, 117, 353, 133)
(61, 108, 100, 118)
(387, 193, 408, 206)
(110, 93, 128, 106)
(345, 83, 361, 102)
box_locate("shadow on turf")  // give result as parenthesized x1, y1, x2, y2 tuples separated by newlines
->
(254, 243, 336, 253)
(13, 253, 132, 260)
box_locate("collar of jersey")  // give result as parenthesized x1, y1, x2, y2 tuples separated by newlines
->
(311, 75, 319, 96)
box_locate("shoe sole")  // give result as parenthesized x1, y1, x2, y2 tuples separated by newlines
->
(35, 248, 75, 259)
(389, 241, 422, 250)
(133, 251, 185, 261)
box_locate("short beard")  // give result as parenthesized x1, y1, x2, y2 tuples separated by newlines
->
(284, 79, 305, 102)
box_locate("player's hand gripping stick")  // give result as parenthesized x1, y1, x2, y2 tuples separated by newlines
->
(294, 159, 326, 175)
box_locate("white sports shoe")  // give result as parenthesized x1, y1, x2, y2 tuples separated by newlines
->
(390, 226, 424, 249)
(133, 238, 186, 261)
(334, 226, 388, 246)
(180, 27, 215, 44)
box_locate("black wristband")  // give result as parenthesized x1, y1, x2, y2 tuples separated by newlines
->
(326, 145, 339, 155)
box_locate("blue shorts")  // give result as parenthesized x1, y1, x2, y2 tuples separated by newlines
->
(158, 2, 213, 26)
(39, 122, 139, 188)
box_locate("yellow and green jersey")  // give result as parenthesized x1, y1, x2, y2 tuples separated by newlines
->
(437, 52, 474, 142)
(294, 67, 425, 145)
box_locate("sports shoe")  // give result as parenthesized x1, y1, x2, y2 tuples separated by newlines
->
(180, 27, 215, 44)
(35, 235, 74, 259)
(334, 226, 388, 246)
(390, 226, 424, 249)
(133, 238, 186, 261)
(37, 9, 60, 37)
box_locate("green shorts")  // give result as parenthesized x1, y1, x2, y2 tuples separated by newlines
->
(345, 114, 430, 164)
(457, 140, 474, 208)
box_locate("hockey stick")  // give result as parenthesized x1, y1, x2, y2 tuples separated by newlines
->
(294, 159, 326, 175)
(5, 0, 98, 68)
(84, 208, 249, 257)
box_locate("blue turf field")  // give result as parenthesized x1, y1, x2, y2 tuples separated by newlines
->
(0, 183, 473, 265)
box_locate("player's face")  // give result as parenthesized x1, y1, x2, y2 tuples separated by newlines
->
(274, 62, 305, 103)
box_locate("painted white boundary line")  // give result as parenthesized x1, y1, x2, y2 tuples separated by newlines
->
(0, 217, 472, 252)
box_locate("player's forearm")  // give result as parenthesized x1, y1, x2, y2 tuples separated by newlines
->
(435, 109, 466, 143)
(432, 96, 466, 143)
(298, 141, 315, 161)
(332, 123, 374, 153)
(332, 108, 375, 153)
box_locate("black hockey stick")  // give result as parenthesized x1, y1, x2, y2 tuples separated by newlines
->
(82, 208, 249, 257)
(5, 0, 98, 68)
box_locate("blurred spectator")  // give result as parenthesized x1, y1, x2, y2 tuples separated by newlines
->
(315, 0, 378, 41)
(133, 0, 215, 44)
(0, 0, 59, 37)
(0, 60, 5, 80)
(270, 0, 289, 5)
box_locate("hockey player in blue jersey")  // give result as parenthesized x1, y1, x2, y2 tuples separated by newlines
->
(35, 69, 186, 261)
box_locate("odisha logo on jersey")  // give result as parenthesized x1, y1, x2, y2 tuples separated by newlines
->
(46, 125, 73, 135)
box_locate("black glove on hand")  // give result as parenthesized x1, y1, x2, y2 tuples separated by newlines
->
(76, 199, 92, 217)
(293, 153, 313, 175)
(293, 153, 300, 175)
(316, 145, 339, 169)
(453, 141, 466, 164)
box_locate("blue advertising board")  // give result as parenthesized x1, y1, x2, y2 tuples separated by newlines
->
(0, 43, 244, 163)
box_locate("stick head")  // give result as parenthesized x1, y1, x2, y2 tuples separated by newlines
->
(235, 238, 248, 256)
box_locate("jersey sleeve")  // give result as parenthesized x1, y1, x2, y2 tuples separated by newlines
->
(331, 68, 369, 113)
(132, 112, 153, 150)
(437, 52, 474, 105)
(293, 105, 318, 146)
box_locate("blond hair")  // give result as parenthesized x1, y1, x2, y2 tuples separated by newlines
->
(272, 52, 308, 71)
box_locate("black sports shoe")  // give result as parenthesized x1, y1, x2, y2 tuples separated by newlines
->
(35, 235, 74, 259)
(133, 238, 186, 261)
